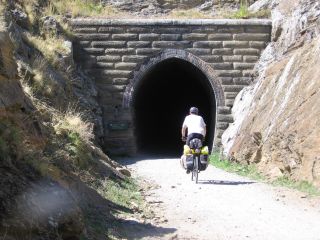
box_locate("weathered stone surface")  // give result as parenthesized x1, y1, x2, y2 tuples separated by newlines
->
(182, 33, 207, 40)
(212, 48, 233, 55)
(112, 33, 138, 40)
(152, 41, 191, 48)
(96, 55, 122, 62)
(234, 48, 260, 55)
(233, 33, 270, 41)
(200, 55, 223, 62)
(122, 55, 147, 62)
(114, 62, 137, 70)
(223, 41, 249, 48)
(98, 26, 124, 33)
(186, 48, 211, 55)
(136, 48, 161, 55)
(193, 41, 222, 48)
(105, 48, 135, 54)
(223, 55, 242, 62)
(160, 34, 181, 41)
(139, 33, 160, 41)
(234, 62, 255, 70)
(127, 41, 151, 48)
(208, 33, 233, 40)
(75, 33, 110, 40)
(243, 55, 259, 62)
(92, 41, 126, 47)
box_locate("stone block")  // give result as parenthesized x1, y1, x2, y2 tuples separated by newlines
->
(112, 33, 138, 40)
(139, 33, 160, 41)
(105, 48, 135, 54)
(113, 78, 129, 85)
(127, 41, 151, 48)
(192, 27, 218, 33)
(245, 26, 271, 33)
(136, 48, 161, 55)
(225, 92, 238, 99)
(95, 62, 114, 68)
(223, 55, 242, 62)
(74, 27, 97, 33)
(160, 34, 181, 41)
(78, 41, 90, 47)
(219, 77, 233, 85)
(122, 55, 148, 62)
(186, 48, 211, 55)
(102, 70, 131, 78)
(223, 41, 249, 48)
(233, 48, 260, 55)
(217, 106, 231, 114)
(152, 41, 191, 48)
(212, 48, 233, 55)
(98, 27, 124, 33)
(216, 122, 229, 130)
(152, 27, 189, 34)
(233, 77, 253, 85)
(208, 33, 233, 40)
(234, 62, 255, 70)
(115, 62, 137, 70)
(217, 114, 233, 123)
(92, 41, 126, 48)
(97, 55, 121, 62)
(225, 98, 235, 107)
(127, 27, 152, 33)
(193, 41, 222, 48)
(249, 41, 266, 48)
(200, 55, 223, 63)
(233, 33, 270, 41)
(182, 33, 207, 40)
(216, 70, 242, 77)
(223, 85, 244, 93)
(210, 63, 233, 70)
(217, 26, 244, 33)
(83, 48, 105, 54)
(242, 70, 256, 77)
(75, 34, 110, 40)
(243, 55, 259, 63)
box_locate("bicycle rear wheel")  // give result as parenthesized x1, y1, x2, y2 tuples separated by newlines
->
(195, 156, 199, 183)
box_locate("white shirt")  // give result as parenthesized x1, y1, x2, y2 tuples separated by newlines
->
(182, 114, 206, 136)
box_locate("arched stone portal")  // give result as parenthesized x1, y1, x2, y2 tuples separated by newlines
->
(71, 18, 272, 156)
(124, 49, 224, 155)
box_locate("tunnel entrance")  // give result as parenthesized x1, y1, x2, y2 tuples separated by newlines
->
(132, 58, 216, 156)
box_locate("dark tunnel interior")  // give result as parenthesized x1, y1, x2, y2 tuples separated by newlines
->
(133, 58, 216, 157)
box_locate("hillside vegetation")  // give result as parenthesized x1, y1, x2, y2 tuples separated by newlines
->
(0, 0, 153, 239)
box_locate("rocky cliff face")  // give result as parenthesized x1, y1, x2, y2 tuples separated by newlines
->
(222, 0, 320, 186)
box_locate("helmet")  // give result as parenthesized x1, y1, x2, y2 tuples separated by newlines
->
(190, 107, 199, 114)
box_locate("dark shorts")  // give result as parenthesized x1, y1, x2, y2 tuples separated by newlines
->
(187, 133, 204, 146)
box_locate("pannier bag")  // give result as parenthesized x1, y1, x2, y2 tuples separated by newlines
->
(199, 146, 209, 171)
(183, 145, 191, 155)
(185, 154, 194, 171)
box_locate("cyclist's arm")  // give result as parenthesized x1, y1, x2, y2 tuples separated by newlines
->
(181, 125, 187, 138)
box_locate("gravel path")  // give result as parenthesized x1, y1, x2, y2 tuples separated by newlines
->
(121, 157, 320, 240)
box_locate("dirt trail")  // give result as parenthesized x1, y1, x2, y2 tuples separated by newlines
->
(121, 157, 320, 240)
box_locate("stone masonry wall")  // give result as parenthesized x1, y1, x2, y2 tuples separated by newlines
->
(71, 19, 271, 155)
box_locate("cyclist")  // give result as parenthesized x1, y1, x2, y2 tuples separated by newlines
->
(181, 107, 206, 146)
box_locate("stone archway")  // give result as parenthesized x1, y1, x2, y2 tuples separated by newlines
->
(123, 49, 225, 154)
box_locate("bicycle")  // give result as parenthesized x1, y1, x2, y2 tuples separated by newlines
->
(182, 137, 203, 184)
(189, 138, 202, 184)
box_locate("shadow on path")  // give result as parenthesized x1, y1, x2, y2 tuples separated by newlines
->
(197, 180, 256, 185)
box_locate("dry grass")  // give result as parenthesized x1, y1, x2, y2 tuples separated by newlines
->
(169, 9, 212, 19)
(53, 107, 94, 143)
(45, 0, 120, 17)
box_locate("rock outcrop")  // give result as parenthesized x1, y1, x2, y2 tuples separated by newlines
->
(222, 0, 320, 186)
